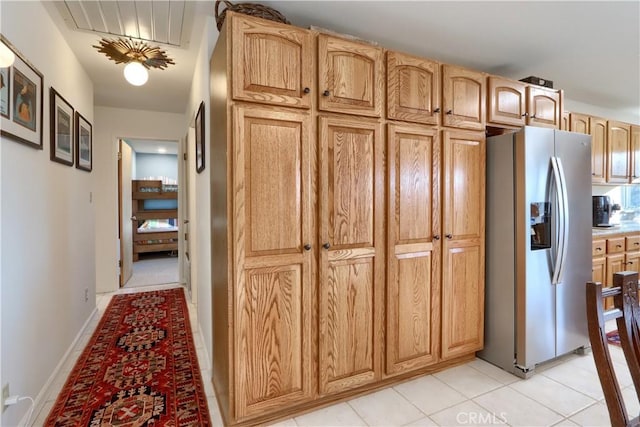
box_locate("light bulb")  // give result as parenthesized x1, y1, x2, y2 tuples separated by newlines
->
(123, 61, 148, 86)
(0, 41, 15, 67)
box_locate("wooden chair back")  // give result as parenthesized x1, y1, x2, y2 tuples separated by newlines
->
(586, 271, 640, 427)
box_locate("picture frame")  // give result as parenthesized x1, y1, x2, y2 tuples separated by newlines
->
(50, 87, 74, 166)
(0, 34, 44, 149)
(75, 111, 92, 172)
(195, 101, 205, 173)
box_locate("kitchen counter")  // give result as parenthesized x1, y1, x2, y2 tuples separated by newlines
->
(592, 222, 640, 237)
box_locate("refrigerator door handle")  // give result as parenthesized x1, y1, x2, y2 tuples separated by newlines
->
(551, 157, 565, 285)
(556, 158, 570, 284)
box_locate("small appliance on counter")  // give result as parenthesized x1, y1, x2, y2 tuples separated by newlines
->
(593, 195, 621, 227)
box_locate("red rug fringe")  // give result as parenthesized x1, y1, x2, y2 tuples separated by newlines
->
(607, 330, 621, 347)
(45, 288, 211, 426)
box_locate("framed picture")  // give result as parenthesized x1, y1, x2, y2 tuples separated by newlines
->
(195, 101, 205, 173)
(0, 34, 43, 149)
(50, 87, 74, 166)
(75, 112, 92, 172)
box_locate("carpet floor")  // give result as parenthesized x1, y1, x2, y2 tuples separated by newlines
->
(125, 255, 179, 288)
(44, 288, 210, 426)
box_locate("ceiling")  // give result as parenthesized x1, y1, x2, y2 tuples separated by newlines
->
(45, 1, 639, 121)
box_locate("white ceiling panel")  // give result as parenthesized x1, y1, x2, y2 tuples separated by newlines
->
(64, 1, 90, 29)
(135, 1, 153, 41)
(82, 1, 107, 33)
(100, 2, 123, 35)
(152, 1, 171, 44)
(168, 1, 184, 46)
(116, 1, 139, 38)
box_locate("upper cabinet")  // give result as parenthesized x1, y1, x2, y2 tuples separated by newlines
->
(487, 77, 526, 127)
(590, 117, 608, 183)
(231, 15, 313, 109)
(442, 65, 486, 130)
(526, 86, 562, 128)
(569, 113, 589, 135)
(607, 121, 631, 183)
(387, 52, 440, 125)
(631, 126, 640, 184)
(318, 34, 384, 117)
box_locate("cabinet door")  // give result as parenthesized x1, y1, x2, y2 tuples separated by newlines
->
(487, 76, 526, 127)
(318, 34, 384, 117)
(318, 116, 384, 395)
(441, 130, 486, 359)
(526, 87, 561, 128)
(232, 106, 313, 418)
(631, 126, 640, 184)
(606, 253, 626, 286)
(442, 65, 485, 130)
(590, 117, 607, 183)
(592, 257, 605, 284)
(561, 111, 569, 131)
(626, 251, 640, 274)
(387, 51, 440, 125)
(569, 113, 589, 135)
(607, 121, 631, 183)
(386, 124, 440, 375)
(231, 15, 313, 109)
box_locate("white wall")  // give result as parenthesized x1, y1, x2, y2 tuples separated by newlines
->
(185, 16, 217, 369)
(135, 153, 178, 182)
(565, 98, 640, 125)
(0, 2, 95, 425)
(94, 106, 185, 293)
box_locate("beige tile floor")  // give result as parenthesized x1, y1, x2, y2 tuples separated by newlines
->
(31, 285, 636, 426)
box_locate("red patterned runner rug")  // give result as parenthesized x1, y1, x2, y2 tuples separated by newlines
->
(45, 288, 211, 426)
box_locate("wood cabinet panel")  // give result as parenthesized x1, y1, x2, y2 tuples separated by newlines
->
(386, 124, 440, 375)
(442, 242, 484, 359)
(627, 235, 640, 252)
(442, 130, 485, 360)
(526, 86, 561, 128)
(606, 253, 626, 286)
(231, 15, 313, 108)
(569, 113, 589, 135)
(607, 237, 626, 254)
(387, 51, 440, 125)
(318, 34, 384, 117)
(607, 121, 631, 183)
(235, 264, 312, 418)
(487, 77, 526, 127)
(627, 251, 640, 273)
(590, 117, 607, 183)
(318, 115, 383, 395)
(592, 239, 606, 257)
(232, 105, 313, 419)
(561, 111, 569, 131)
(442, 65, 485, 130)
(592, 257, 605, 284)
(631, 126, 640, 183)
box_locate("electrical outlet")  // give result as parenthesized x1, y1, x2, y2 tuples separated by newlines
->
(2, 383, 9, 412)
(84, 288, 89, 302)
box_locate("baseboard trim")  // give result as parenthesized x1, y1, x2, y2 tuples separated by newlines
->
(24, 306, 99, 426)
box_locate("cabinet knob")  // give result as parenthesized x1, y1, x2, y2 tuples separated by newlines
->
(130, 216, 137, 221)
(433, 235, 440, 240)
(596, 247, 602, 251)
(303, 87, 310, 94)
(446, 110, 453, 115)
(323, 90, 330, 97)
(592, 173, 596, 176)
(322, 242, 330, 250)
(634, 242, 639, 246)
(434, 108, 441, 113)
(531, 114, 536, 119)
(445, 234, 453, 239)
(522, 113, 528, 117)
(617, 244, 622, 248)
(303, 244, 311, 251)
(629, 261, 634, 265)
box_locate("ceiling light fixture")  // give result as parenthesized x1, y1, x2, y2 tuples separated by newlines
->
(0, 40, 15, 67)
(93, 37, 175, 86)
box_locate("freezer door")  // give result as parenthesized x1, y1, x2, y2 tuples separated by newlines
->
(554, 130, 591, 355)
(516, 127, 557, 368)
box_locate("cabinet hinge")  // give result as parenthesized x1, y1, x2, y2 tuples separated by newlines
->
(184, 232, 188, 241)
(117, 151, 122, 160)
(118, 259, 122, 268)
(183, 152, 187, 161)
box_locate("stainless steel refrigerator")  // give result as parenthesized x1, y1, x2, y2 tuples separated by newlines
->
(479, 126, 592, 378)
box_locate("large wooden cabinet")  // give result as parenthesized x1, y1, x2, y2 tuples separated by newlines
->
(441, 130, 486, 359)
(212, 13, 486, 426)
(317, 115, 384, 394)
(631, 125, 640, 183)
(607, 121, 631, 183)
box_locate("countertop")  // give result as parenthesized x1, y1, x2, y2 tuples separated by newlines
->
(592, 222, 640, 237)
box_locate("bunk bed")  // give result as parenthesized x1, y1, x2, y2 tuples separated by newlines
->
(132, 179, 178, 261)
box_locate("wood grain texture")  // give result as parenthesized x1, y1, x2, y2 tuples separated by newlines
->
(590, 117, 607, 183)
(592, 239, 606, 257)
(387, 51, 440, 125)
(318, 34, 384, 117)
(442, 64, 486, 130)
(525, 86, 561, 129)
(569, 112, 589, 134)
(232, 14, 312, 108)
(233, 104, 313, 419)
(561, 111, 569, 131)
(386, 123, 440, 375)
(318, 115, 384, 395)
(235, 264, 312, 418)
(630, 126, 640, 183)
(607, 121, 631, 183)
(441, 130, 485, 360)
(487, 76, 525, 127)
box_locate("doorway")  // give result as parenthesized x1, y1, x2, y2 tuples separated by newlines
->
(118, 138, 182, 288)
